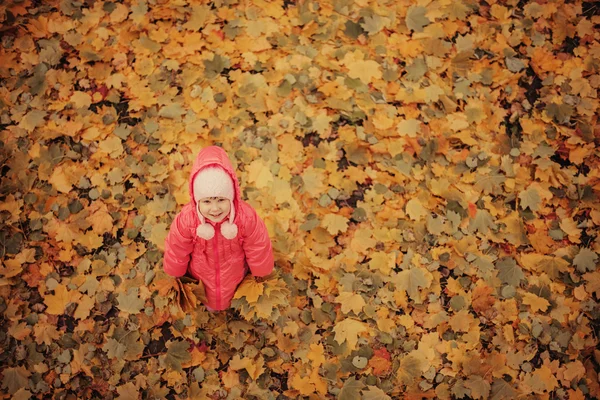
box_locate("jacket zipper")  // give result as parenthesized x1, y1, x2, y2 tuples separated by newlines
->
(213, 228, 221, 310)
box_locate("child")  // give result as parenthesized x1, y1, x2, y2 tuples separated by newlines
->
(163, 146, 274, 311)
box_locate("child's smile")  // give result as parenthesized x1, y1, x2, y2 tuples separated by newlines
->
(198, 197, 231, 223)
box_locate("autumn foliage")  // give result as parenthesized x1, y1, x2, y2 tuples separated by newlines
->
(1, 0, 600, 399)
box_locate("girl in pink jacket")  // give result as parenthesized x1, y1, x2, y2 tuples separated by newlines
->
(163, 146, 274, 311)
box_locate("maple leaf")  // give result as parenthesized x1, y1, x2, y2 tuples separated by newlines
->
(339, 377, 365, 400)
(369, 348, 392, 376)
(233, 279, 264, 303)
(465, 375, 491, 400)
(335, 291, 366, 315)
(362, 385, 391, 400)
(406, 6, 430, 32)
(392, 267, 431, 303)
(332, 318, 369, 350)
(405, 198, 427, 220)
(522, 292, 550, 313)
(573, 248, 598, 273)
(1, 366, 30, 395)
(519, 187, 542, 211)
(321, 214, 349, 235)
(44, 284, 81, 315)
(496, 257, 525, 286)
(164, 340, 191, 372)
(116, 288, 145, 314)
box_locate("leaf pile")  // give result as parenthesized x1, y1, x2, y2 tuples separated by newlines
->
(1, 0, 600, 399)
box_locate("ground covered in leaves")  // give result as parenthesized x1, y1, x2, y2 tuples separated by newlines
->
(1, 0, 600, 399)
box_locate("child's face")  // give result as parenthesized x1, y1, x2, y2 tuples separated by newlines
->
(198, 197, 231, 223)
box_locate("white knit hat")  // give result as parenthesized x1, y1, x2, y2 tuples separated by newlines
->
(193, 166, 238, 240)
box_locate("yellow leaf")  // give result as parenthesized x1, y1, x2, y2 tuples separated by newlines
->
(307, 343, 326, 367)
(70, 91, 92, 109)
(302, 167, 328, 197)
(229, 354, 265, 380)
(87, 202, 113, 235)
(332, 318, 369, 350)
(221, 369, 240, 389)
(233, 279, 264, 303)
(525, 366, 558, 393)
(397, 119, 421, 137)
(116, 382, 139, 400)
(372, 113, 394, 130)
(369, 252, 395, 275)
(19, 110, 47, 132)
(78, 231, 104, 250)
(447, 112, 470, 131)
(561, 360, 585, 382)
(335, 292, 366, 315)
(44, 284, 81, 315)
(8, 321, 31, 340)
(149, 223, 169, 251)
(98, 136, 124, 158)
(559, 218, 581, 243)
(346, 59, 382, 84)
(405, 198, 427, 221)
(449, 309, 477, 332)
(321, 214, 349, 235)
(33, 320, 61, 345)
(350, 228, 377, 254)
(522, 292, 550, 313)
(309, 367, 327, 394)
(73, 295, 96, 320)
(273, 178, 294, 204)
(49, 165, 76, 193)
(290, 373, 316, 396)
(246, 160, 273, 189)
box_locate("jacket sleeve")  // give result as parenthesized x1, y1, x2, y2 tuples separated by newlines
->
(163, 207, 195, 277)
(242, 206, 274, 277)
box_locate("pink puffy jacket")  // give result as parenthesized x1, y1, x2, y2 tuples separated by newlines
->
(163, 146, 274, 310)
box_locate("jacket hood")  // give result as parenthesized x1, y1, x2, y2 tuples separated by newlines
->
(188, 146, 241, 214)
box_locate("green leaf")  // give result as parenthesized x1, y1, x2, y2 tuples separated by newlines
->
(164, 340, 191, 372)
(496, 257, 524, 286)
(406, 6, 430, 32)
(573, 248, 598, 273)
(339, 377, 365, 400)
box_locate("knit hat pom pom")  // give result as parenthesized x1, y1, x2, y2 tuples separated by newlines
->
(220, 222, 238, 239)
(196, 224, 215, 240)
